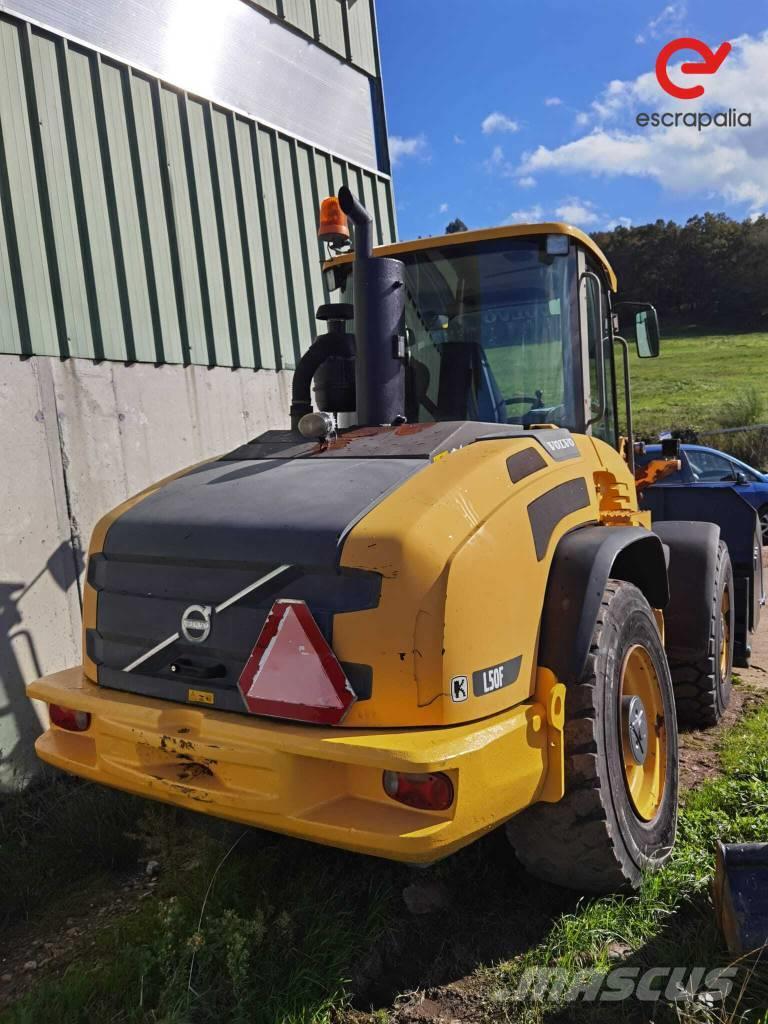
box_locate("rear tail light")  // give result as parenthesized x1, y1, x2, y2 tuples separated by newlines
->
(49, 704, 91, 732)
(382, 771, 454, 811)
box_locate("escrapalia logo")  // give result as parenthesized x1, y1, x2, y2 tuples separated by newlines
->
(635, 36, 751, 132)
(655, 37, 731, 100)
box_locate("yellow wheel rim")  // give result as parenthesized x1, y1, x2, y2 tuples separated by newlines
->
(620, 645, 667, 822)
(720, 587, 731, 678)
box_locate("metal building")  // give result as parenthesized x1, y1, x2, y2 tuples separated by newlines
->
(0, 0, 395, 787)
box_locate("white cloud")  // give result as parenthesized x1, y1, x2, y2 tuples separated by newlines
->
(517, 175, 537, 188)
(484, 145, 526, 180)
(575, 111, 590, 127)
(517, 31, 768, 214)
(504, 196, 623, 231)
(439, 202, 449, 213)
(484, 144, 508, 174)
(544, 97, 563, 107)
(482, 111, 520, 135)
(487, 145, 504, 165)
(554, 198, 600, 227)
(453, 134, 465, 145)
(635, 2, 686, 45)
(389, 134, 428, 165)
(505, 205, 544, 224)
(604, 216, 633, 230)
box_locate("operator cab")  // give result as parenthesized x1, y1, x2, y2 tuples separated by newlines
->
(324, 224, 659, 453)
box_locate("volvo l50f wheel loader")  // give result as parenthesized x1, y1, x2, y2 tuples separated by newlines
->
(29, 188, 761, 893)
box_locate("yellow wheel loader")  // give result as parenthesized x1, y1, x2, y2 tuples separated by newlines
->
(29, 188, 758, 893)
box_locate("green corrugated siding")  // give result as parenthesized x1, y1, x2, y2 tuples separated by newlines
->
(247, 0, 377, 75)
(345, 0, 377, 76)
(314, 0, 346, 57)
(280, 0, 315, 41)
(0, 18, 58, 356)
(0, 10, 395, 369)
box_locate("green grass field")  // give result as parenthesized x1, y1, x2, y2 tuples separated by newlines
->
(629, 330, 768, 436)
(484, 328, 768, 444)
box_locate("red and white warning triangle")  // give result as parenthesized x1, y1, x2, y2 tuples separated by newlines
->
(237, 600, 356, 724)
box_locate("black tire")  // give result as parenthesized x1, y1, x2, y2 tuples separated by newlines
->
(506, 580, 678, 893)
(667, 542, 734, 729)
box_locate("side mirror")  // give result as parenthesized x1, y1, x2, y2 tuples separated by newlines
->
(735, 470, 749, 486)
(635, 305, 660, 358)
(614, 301, 661, 358)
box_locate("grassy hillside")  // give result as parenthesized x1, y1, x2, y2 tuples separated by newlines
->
(629, 330, 768, 436)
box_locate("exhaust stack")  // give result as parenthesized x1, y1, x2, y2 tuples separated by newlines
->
(338, 187, 406, 427)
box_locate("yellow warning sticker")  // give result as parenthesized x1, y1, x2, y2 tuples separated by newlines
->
(188, 689, 214, 705)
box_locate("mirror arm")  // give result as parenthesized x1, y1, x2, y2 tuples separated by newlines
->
(613, 334, 634, 474)
(581, 270, 606, 429)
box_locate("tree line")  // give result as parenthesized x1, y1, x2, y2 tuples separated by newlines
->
(592, 213, 768, 329)
(443, 212, 768, 329)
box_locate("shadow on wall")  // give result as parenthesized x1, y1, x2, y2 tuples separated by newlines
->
(0, 540, 84, 785)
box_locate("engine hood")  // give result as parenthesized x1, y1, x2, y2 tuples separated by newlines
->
(102, 456, 420, 569)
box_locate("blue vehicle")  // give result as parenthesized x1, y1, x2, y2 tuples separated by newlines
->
(638, 443, 768, 544)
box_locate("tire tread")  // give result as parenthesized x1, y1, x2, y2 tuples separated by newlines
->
(668, 542, 732, 729)
(506, 581, 676, 892)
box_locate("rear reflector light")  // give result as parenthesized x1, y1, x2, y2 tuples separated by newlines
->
(382, 771, 454, 811)
(49, 704, 91, 732)
(237, 599, 355, 725)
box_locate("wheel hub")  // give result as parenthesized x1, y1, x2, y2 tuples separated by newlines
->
(622, 694, 649, 765)
(619, 643, 666, 822)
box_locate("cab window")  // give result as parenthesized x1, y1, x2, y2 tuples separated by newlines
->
(338, 236, 582, 428)
(686, 449, 736, 482)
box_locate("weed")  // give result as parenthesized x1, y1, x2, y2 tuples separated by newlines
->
(3, 803, 400, 1024)
(0, 776, 142, 927)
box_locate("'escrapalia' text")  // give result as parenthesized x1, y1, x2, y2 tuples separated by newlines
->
(636, 109, 752, 131)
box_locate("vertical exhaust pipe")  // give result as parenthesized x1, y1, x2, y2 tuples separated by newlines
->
(338, 187, 406, 426)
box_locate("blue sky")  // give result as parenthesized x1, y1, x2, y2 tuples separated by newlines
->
(376, 0, 768, 239)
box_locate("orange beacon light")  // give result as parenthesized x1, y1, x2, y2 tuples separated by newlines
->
(318, 196, 350, 246)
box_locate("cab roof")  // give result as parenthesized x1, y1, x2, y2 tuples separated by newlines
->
(325, 222, 618, 292)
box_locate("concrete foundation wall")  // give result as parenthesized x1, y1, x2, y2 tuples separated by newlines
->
(0, 354, 292, 788)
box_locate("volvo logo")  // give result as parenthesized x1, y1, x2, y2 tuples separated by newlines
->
(181, 604, 212, 644)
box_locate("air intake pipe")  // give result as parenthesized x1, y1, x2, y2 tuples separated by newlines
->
(338, 186, 406, 427)
(289, 303, 355, 430)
